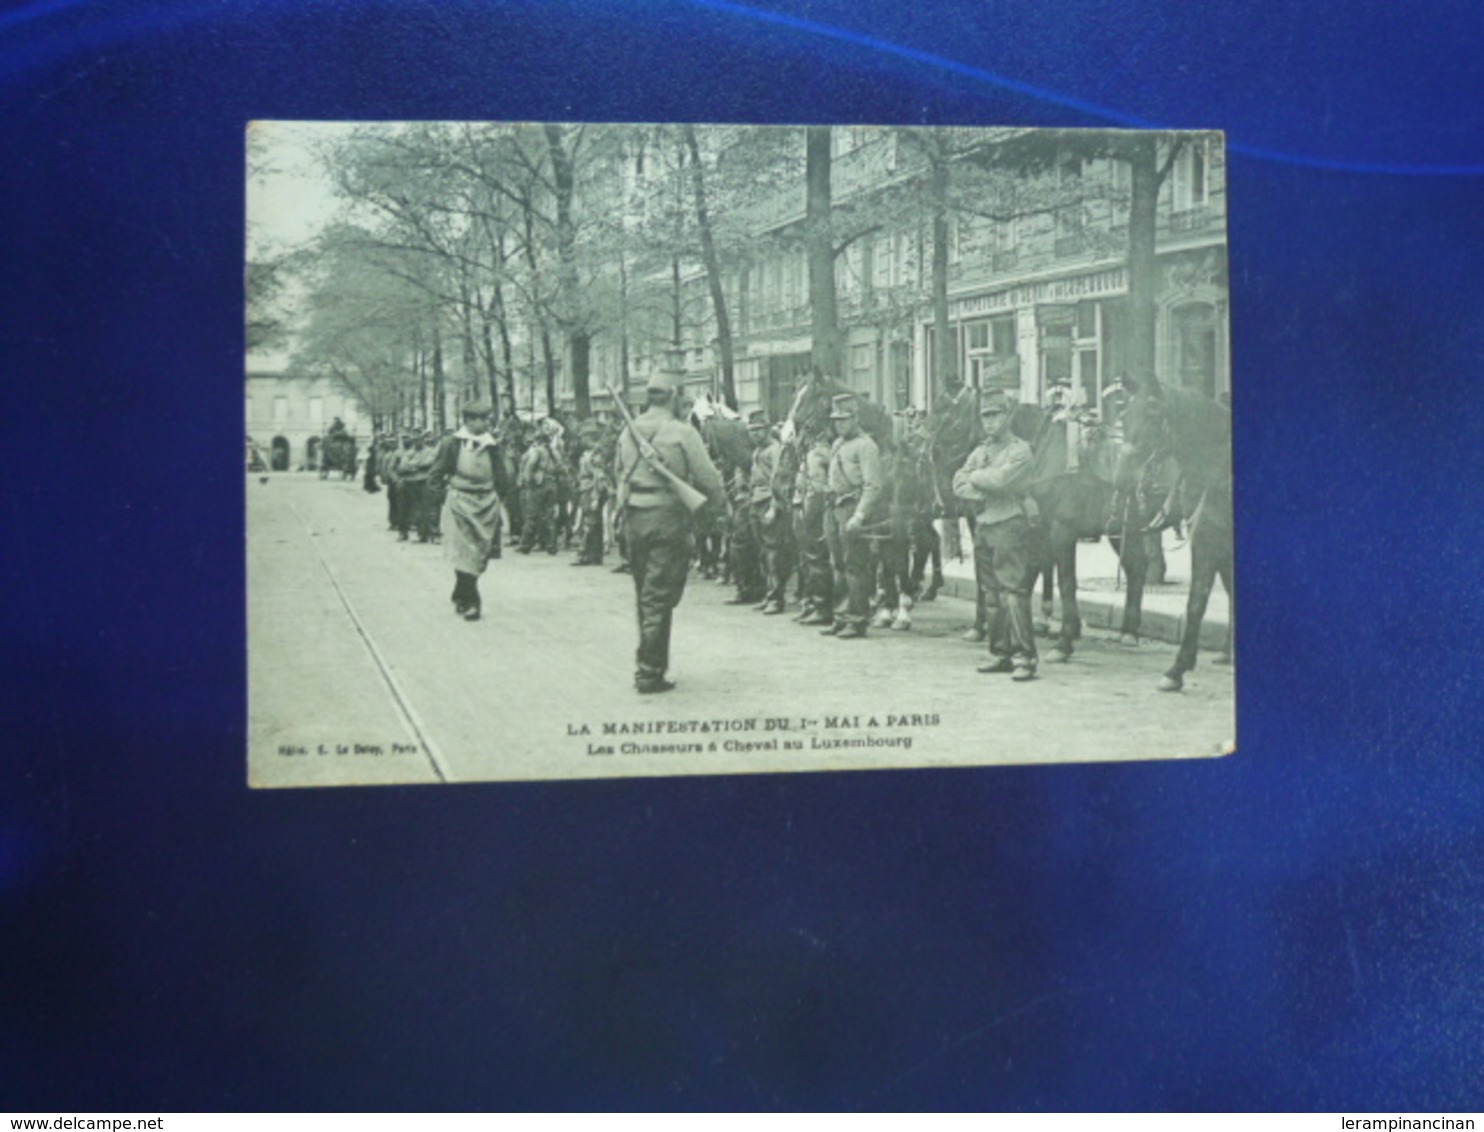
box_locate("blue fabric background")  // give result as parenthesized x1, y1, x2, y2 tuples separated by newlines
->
(2, 0, 1481, 1111)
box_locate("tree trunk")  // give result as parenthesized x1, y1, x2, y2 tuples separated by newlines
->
(805, 126, 841, 379)
(417, 347, 428, 429)
(1125, 134, 1160, 384)
(930, 133, 953, 405)
(545, 124, 591, 417)
(432, 321, 447, 433)
(541, 325, 556, 417)
(517, 184, 559, 418)
(683, 124, 737, 410)
(618, 249, 632, 394)
(495, 285, 516, 419)
(458, 277, 479, 408)
(479, 307, 500, 422)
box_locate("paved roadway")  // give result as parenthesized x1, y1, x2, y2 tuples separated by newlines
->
(248, 474, 1235, 788)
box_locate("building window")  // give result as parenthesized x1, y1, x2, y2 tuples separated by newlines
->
(309, 396, 323, 425)
(831, 126, 871, 159)
(272, 396, 288, 424)
(872, 234, 894, 291)
(1054, 205, 1087, 256)
(1173, 140, 1210, 210)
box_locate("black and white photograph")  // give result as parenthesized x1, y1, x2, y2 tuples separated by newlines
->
(246, 121, 1234, 787)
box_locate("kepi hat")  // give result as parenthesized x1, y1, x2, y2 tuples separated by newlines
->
(828, 393, 860, 420)
(979, 389, 1014, 416)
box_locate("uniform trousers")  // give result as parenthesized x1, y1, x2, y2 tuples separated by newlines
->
(824, 503, 873, 630)
(626, 505, 694, 683)
(973, 514, 1038, 667)
(729, 499, 763, 600)
(520, 483, 558, 552)
(796, 495, 832, 616)
(752, 502, 796, 605)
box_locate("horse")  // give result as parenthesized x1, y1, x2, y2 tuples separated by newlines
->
(691, 395, 754, 584)
(1013, 405, 1175, 663)
(1114, 373, 1234, 691)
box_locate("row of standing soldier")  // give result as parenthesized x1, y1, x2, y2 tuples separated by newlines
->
(349, 367, 1226, 695)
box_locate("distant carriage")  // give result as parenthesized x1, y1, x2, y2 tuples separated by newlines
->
(319, 431, 358, 480)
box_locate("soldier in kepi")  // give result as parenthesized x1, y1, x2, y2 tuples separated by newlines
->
(822, 393, 885, 639)
(428, 401, 513, 622)
(953, 388, 1038, 680)
(614, 375, 727, 694)
(745, 410, 795, 615)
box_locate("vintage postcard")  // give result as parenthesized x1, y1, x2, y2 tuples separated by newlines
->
(246, 121, 1233, 787)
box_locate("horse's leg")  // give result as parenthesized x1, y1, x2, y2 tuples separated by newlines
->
(1115, 531, 1149, 645)
(963, 515, 986, 641)
(889, 526, 914, 630)
(872, 540, 896, 628)
(1037, 550, 1055, 630)
(1047, 522, 1080, 662)
(1145, 528, 1167, 586)
(1213, 550, 1234, 666)
(1160, 534, 1218, 692)
(917, 519, 943, 601)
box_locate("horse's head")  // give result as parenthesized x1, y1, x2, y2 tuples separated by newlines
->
(1112, 371, 1172, 490)
(1112, 370, 1230, 496)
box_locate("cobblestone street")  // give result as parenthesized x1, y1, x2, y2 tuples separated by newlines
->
(249, 474, 1235, 787)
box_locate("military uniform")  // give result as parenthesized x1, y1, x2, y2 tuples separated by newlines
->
(518, 441, 560, 554)
(616, 390, 727, 692)
(794, 432, 834, 624)
(383, 438, 411, 537)
(746, 419, 795, 614)
(725, 459, 764, 605)
(953, 392, 1037, 676)
(573, 444, 609, 565)
(398, 438, 440, 542)
(824, 397, 885, 636)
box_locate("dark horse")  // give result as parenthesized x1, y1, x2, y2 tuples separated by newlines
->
(1016, 406, 1173, 663)
(1115, 373, 1233, 691)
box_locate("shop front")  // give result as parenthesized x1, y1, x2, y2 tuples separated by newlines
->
(916, 250, 1227, 412)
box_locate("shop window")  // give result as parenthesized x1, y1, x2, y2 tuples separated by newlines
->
(1172, 302, 1218, 399)
(991, 317, 1016, 356)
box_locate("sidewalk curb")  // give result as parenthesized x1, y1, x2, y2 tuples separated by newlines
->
(931, 575, 1230, 653)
